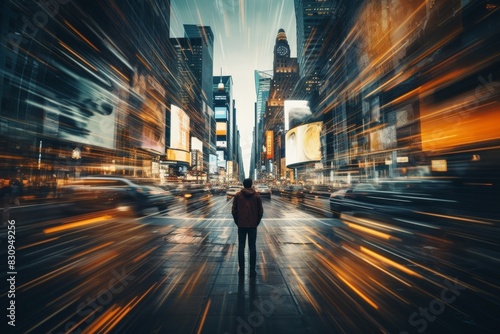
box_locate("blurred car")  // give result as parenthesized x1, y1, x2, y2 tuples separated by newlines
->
(329, 180, 460, 220)
(255, 184, 271, 199)
(210, 185, 226, 195)
(171, 184, 189, 197)
(60, 176, 174, 216)
(178, 184, 211, 205)
(307, 184, 334, 198)
(281, 185, 305, 199)
(226, 185, 242, 200)
(329, 183, 377, 218)
(270, 185, 284, 196)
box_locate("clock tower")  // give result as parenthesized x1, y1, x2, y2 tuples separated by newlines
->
(265, 28, 299, 181)
(268, 28, 298, 127)
(273, 28, 291, 62)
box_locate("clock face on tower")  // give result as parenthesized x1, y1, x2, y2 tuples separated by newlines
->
(276, 45, 288, 57)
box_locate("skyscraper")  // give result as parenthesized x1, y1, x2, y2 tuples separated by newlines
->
(265, 29, 299, 180)
(172, 24, 215, 170)
(253, 70, 273, 179)
(294, 0, 341, 97)
(183, 24, 215, 108)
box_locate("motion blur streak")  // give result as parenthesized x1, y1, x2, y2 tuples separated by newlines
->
(64, 20, 100, 51)
(43, 215, 113, 234)
(179, 262, 209, 297)
(415, 211, 496, 225)
(18, 237, 60, 250)
(58, 41, 98, 71)
(347, 222, 394, 241)
(18, 261, 81, 291)
(337, 273, 379, 310)
(86, 283, 159, 334)
(289, 266, 321, 314)
(132, 245, 159, 263)
(68, 241, 115, 260)
(196, 298, 211, 334)
(360, 246, 423, 278)
(83, 305, 121, 334)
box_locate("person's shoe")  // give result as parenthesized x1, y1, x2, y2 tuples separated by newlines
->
(249, 270, 257, 278)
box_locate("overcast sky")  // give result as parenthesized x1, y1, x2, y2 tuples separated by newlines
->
(170, 0, 297, 177)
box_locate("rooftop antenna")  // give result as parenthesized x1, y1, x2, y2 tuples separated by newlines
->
(218, 67, 224, 91)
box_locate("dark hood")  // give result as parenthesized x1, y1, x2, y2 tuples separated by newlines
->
(240, 188, 256, 197)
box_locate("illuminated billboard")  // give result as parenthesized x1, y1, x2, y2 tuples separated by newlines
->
(166, 148, 190, 164)
(420, 90, 500, 152)
(42, 63, 119, 150)
(214, 107, 228, 120)
(285, 122, 322, 167)
(191, 136, 203, 152)
(216, 122, 227, 136)
(134, 70, 166, 155)
(266, 131, 274, 160)
(209, 154, 218, 174)
(170, 105, 190, 152)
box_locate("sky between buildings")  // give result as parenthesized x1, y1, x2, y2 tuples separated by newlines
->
(171, 0, 297, 177)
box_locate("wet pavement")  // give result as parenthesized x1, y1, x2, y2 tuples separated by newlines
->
(120, 219, 344, 333)
(2, 196, 499, 333)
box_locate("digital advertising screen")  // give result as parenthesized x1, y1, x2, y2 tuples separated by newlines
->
(170, 105, 190, 152)
(285, 122, 322, 167)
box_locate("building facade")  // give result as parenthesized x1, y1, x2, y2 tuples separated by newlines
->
(264, 29, 300, 181)
(213, 75, 235, 183)
(294, 0, 341, 100)
(1, 0, 178, 186)
(252, 70, 273, 180)
(172, 24, 215, 179)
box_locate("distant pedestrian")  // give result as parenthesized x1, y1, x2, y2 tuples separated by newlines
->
(10, 178, 22, 205)
(1, 182, 12, 226)
(231, 178, 264, 278)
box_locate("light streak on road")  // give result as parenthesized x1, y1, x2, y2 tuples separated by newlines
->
(44, 215, 113, 234)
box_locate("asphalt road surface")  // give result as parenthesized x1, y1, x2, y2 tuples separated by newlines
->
(1, 194, 499, 333)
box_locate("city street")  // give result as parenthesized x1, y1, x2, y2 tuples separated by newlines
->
(2, 194, 499, 333)
(2, 1, 499, 333)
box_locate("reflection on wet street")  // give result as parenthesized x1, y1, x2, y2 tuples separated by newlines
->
(1, 194, 499, 333)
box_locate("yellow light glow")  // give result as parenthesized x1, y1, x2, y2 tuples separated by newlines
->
(44, 215, 113, 234)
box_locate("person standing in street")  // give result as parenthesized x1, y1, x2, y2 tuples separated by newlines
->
(231, 178, 263, 278)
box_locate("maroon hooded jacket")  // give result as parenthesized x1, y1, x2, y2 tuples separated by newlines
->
(231, 187, 263, 228)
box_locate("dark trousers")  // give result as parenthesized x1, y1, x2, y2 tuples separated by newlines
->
(238, 227, 257, 271)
